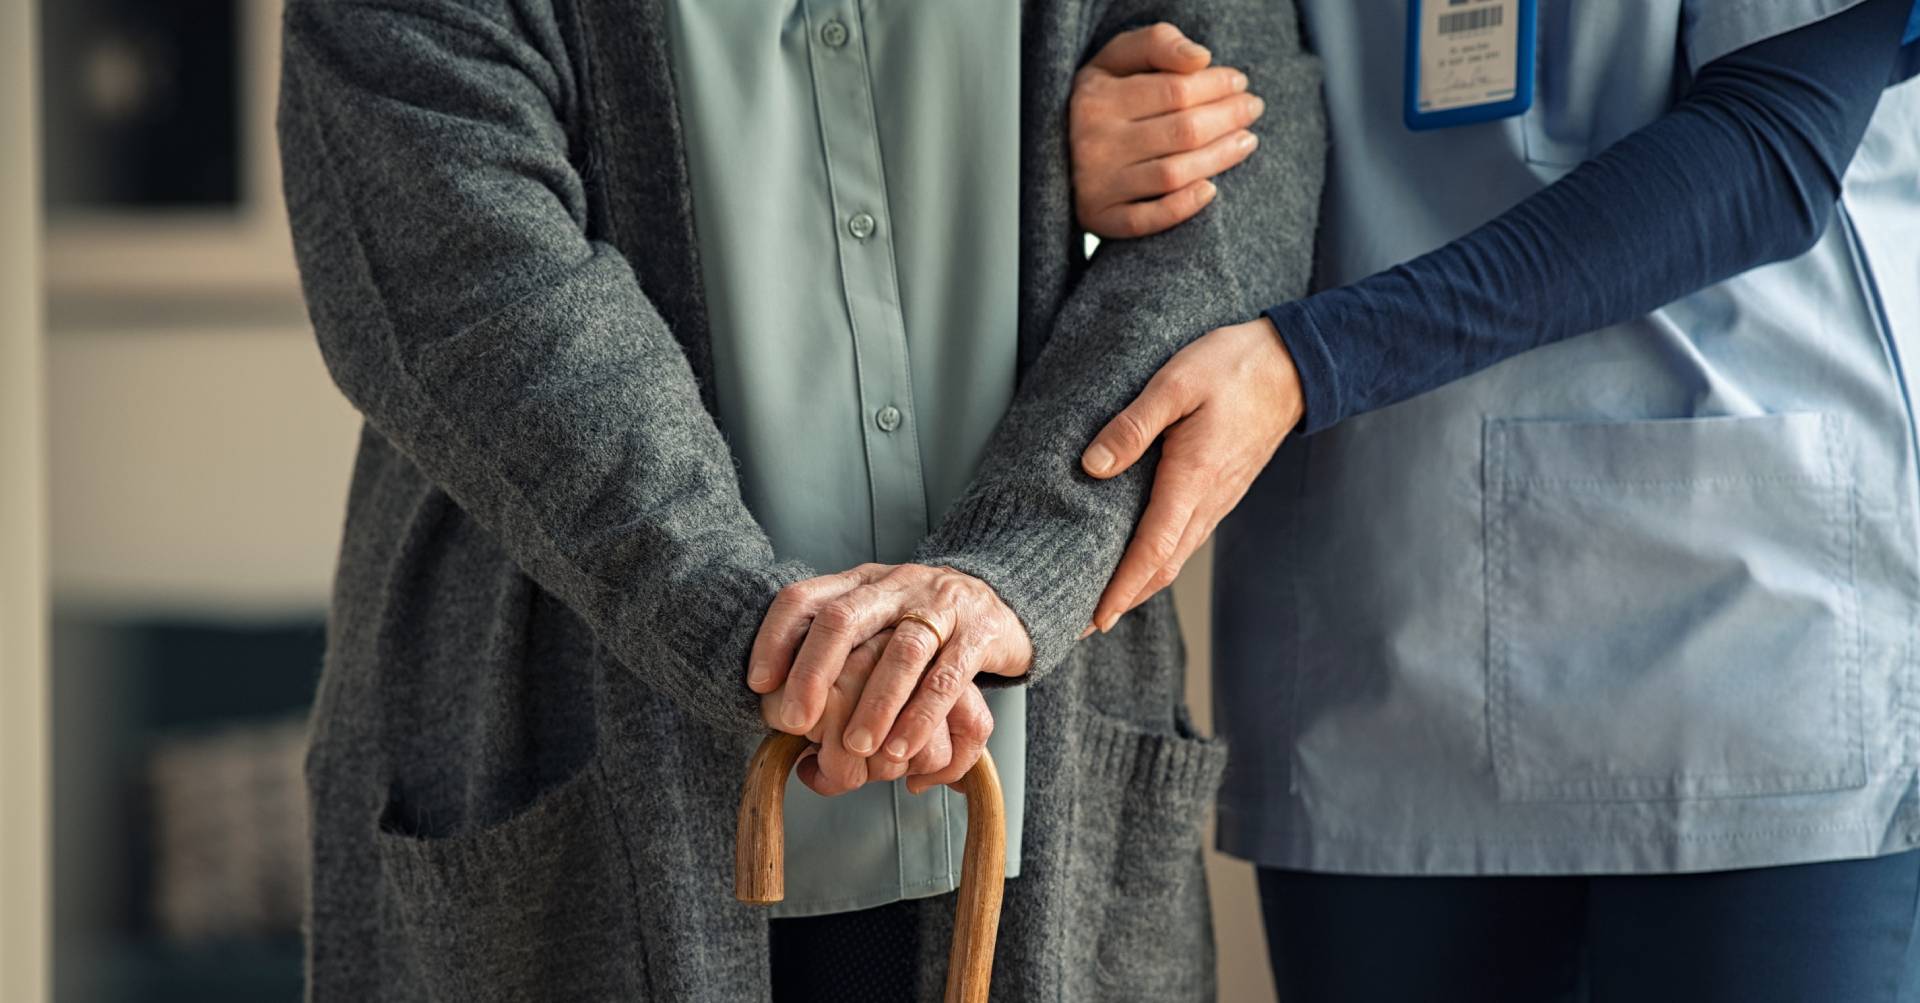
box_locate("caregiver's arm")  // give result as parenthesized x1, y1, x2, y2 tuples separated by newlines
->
(1271, 0, 1911, 435)
(751, 6, 1323, 764)
(1078, 0, 1913, 626)
(279, 0, 804, 734)
(919, 1, 1320, 677)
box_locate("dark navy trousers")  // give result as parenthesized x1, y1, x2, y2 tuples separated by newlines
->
(1260, 850, 1920, 1003)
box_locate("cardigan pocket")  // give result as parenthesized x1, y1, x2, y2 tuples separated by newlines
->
(1069, 705, 1229, 1001)
(1485, 413, 1867, 802)
(375, 757, 647, 1002)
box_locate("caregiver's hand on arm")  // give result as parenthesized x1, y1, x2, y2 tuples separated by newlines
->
(1080, 317, 1304, 631)
(895, 0, 1320, 679)
(1071, 23, 1267, 239)
(749, 564, 1031, 790)
(1068, 0, 1911, 585)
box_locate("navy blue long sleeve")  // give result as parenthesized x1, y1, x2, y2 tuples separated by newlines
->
(1273, 0, 1914, 436)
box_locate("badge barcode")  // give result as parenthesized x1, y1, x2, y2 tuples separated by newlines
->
(1438, 6, 1503, 34)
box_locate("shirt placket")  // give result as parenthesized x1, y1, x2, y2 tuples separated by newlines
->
(804, 0, 930, 563)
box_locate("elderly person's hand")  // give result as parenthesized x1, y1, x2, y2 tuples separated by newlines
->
(1080, 318, 1305, 633)
(748, 564, 1031, 788)
(1070, 23, 1266, 239)
(760, 638, 996, 797)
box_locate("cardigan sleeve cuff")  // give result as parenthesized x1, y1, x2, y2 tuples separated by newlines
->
(915, 485, 1120, 685)
(630, 560, 816, 735)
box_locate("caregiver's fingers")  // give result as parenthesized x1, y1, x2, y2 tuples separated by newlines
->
(1095, 65, 1250, 121)
(1120, 459, 1259, 619)
(1082, 360, 1202, 479)
(1108, 130, 1258, 205)
(1128, 92, 1266, 163)
(1083, 318, 1306, 633)
(908, 685, 995, 795)
(1081, 179, 1219, 241)
(748, 564, 887, 694)
(1073, 92, 1265, 223)
(1092, 461, 1205, 633)
(1070, 74, 1262, 239)
(1084, 22, 1210, 78)
(1090, 363, 1190, 480)
(1113, 502, 1223, 623)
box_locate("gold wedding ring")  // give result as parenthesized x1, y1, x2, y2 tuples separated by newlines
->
(894, 611, 947, 651)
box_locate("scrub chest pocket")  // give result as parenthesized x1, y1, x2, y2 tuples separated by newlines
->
(1521, 0, 1679, 168)
(1483, 412, 1867, 802)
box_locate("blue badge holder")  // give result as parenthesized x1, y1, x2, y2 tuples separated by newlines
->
(1404, 0, 1537, 131)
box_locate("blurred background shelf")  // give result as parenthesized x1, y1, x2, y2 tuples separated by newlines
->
(58, 939, 306, 1003)
(40, 0, 300, 310)
(53, 616, 324, 1003)
(40, 0, 349, 997)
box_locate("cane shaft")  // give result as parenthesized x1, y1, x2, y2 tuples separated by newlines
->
(735, 732, 1005, 1003)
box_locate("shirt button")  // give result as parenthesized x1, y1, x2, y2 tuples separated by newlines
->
(875, 405, 902, 432)
(847, 212, 876, 240)
(820, 20, 849, 48)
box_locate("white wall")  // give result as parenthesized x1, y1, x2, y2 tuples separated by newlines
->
(1, 0, 50, 998)
(48, 326, 361, 615)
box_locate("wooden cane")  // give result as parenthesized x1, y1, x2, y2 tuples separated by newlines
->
(736, 731, 1005, 1003)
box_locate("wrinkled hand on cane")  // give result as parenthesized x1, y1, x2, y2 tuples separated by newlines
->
(736, 731, 1006, 1003)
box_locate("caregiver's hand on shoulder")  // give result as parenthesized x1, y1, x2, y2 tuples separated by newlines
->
(1070, 22, 1265, 239)
(1081, 317, 1305, 633)
(749, 564, 1031, 785)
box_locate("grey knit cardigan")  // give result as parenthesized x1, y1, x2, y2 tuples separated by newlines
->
(278, 0, 1322, 999)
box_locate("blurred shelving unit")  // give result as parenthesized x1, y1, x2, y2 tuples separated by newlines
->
(41, 1, 359, 1000)
(52, 617, 321, 1003)
(42, 0, 300, 311)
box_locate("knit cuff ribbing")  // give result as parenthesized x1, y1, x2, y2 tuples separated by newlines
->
(915, 486, 1114, 684)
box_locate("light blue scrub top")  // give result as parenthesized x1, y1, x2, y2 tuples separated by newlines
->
(1216, 0, 1920, 876)
(664, 0, 1024, 916)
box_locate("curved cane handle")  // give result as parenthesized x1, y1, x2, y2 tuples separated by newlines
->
(736, 732, 1005, 1003)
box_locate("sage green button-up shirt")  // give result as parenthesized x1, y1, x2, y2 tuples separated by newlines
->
(664, 0, 1025, 917)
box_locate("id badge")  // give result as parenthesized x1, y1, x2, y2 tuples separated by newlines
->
(1404, 0, 1535, 131)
